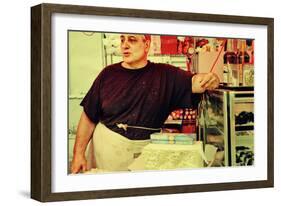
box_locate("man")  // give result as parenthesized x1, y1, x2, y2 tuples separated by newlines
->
(71, 34, 219, 173)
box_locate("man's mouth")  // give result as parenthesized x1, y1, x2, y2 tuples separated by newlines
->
(123, 52, 131, 57)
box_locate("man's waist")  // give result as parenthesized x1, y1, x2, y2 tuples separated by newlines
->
(105, 123, 161, 140)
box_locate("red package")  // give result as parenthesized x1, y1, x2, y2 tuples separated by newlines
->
(160, 36, 178, 55)
(181, 124, 196, 133)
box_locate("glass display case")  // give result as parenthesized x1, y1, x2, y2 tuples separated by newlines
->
(198, 88, 254, 167)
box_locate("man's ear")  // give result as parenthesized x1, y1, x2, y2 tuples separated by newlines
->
(145, 40, 151, 53)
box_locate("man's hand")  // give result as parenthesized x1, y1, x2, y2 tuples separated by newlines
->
(192, 73, 220, 93)
(71, 154, 87, 174)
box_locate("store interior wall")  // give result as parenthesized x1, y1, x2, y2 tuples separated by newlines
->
(68, 32, 104, 160)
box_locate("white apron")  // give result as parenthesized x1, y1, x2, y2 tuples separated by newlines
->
(86, 123, 150, 171)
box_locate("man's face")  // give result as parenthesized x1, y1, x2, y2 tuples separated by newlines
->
(120, 34, 150, 68)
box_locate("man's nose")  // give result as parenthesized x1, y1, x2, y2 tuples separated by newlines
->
(121, 39, 130, 49)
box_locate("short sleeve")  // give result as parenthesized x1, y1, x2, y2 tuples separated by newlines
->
(80, 69, 105, 124)
(171, 69, 202, 110)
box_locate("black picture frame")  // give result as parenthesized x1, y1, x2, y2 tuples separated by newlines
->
(31, 3, 274, 202)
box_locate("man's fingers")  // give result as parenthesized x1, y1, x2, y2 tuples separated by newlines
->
(203, 78, 216, 89)
(192, 73, 219, 93)
(192, 74, 203, 84)
(196, 75, 204, 82)
(71, 166, 80, 174)
(82, 163, 87, 172)
(200, 73, 219, 90)
(200, 73, 212, 88)
(71, 163, 87, 174)
(192, 74, 206, 93)
(71, 155, 87, 174)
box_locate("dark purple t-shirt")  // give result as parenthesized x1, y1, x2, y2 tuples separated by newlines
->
(81, 61, 200, 140)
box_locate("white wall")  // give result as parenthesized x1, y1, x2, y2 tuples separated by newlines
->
(0, 0, 280, 205)
(68, 32, 104, 162)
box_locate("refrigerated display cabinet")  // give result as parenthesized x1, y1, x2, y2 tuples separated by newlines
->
(198, 88, 254, 167)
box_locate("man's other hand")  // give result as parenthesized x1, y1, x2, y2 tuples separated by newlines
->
(71, 154, 87, 174)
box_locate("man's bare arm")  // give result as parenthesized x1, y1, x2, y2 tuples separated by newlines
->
(71, 111, 96, 174)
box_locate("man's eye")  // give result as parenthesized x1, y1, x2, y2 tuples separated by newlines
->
(129, 38, 137, 42)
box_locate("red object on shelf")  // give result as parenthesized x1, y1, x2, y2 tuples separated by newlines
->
(167, 108, 197, 133)
(160, 36, 178, 55)
(196, 39, 209, 48)
(181, 108, 197, 133)
(181, 124, 196, 133)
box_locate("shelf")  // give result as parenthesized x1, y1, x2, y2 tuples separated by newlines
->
(164, 120, 182, 125)
(235, 130, 254, 137)
(206, 126, 224, 136)
(235, 125, 254, 131)
(235, 122, 254, 126)
(219, 85, 254, 91)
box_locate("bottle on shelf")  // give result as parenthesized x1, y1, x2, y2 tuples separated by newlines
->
(223, 39, 239, 86)
(243, 39, 254, 86)
(238, 39, 250, 86)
